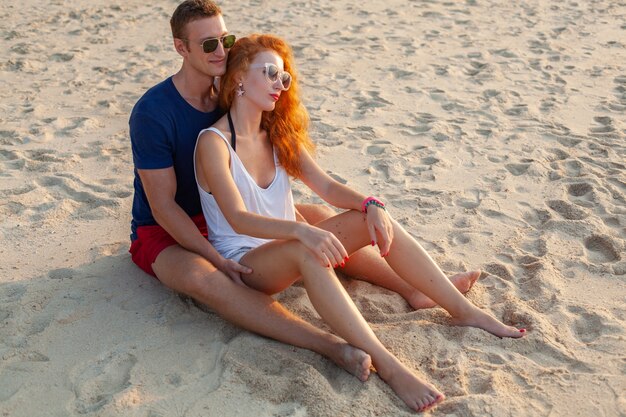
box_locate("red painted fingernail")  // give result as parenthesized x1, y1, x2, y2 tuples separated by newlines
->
(371, 240, 375, 246)
(520, 328, 526, 333)
(341, 262, 345, 267)
(334, 264, 338, 268)
(344, 256, 349, 261)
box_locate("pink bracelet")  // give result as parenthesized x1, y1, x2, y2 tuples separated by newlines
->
(361, 196, 385, 213)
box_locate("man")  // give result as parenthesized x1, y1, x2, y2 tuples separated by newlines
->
(129, 0, 477, 377)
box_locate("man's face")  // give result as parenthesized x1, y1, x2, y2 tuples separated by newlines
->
(178, 15, 230, 77)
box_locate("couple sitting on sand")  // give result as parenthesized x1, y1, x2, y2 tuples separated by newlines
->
(129, 0, 526, 412)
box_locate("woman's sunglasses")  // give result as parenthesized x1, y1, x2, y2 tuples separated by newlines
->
(197, 34, 236, 53)
(250, 63, 292, 91)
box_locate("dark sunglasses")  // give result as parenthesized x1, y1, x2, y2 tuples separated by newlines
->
(199, 34, 236, 53)
(250, 63, 292, 90)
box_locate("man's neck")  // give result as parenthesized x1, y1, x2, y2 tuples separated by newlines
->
(171, 65, 218, 113)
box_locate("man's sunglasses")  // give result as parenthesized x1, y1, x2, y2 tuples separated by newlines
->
(196, 34, 236, 53)
(250, 63, 292, 90)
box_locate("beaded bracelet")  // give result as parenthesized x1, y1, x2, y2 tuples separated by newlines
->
(361, 196, 386, 213)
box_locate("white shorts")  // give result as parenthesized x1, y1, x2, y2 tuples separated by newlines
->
(224, 246, 255, 263)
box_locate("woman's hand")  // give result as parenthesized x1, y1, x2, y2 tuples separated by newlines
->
(366, 206, 394, 256)
(295, 223, 349, 268)
(217, 257, 253, 287)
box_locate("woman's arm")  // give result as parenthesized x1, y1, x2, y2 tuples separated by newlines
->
(297, 147, 366, 210)
(196, 131, 348, 266)
(297, 146, 394, 256)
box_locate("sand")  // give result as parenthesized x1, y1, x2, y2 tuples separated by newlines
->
(1, 0, 625, 415)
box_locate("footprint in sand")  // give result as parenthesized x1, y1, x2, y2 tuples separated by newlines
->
(545, 148, 566, 164)
(567, 182, 593, 197)
(540, 97, 557, 112)
(567, 306, 622, 344)
(609, 75, 626, 111)
(583, 235, 621, 264)
(0, 129, 25, 146)
(484, 262, 514, 281)
(589, 116, 616, 137)
(522, 206, 552, 228)
(546, 199, 588, 220)
(465, 60, 489, 78)
(366, 144, 387, 156)
(520, 237, 548, 257)
(505, 104, 529, 117)
(455, 189, 482, 210)
(448, 232, 471, 246)
(515, 254, 553, 302)
(72, 350, 137, 414)
(563, 160, 584, 177)
(0, 149, 20, 163)
(505, 162, 531, 176)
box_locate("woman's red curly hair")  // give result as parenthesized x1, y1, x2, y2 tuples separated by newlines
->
(218, 34, 314, 178)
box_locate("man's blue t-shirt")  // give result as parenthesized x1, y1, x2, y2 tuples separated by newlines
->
(129, 77, 223, 241)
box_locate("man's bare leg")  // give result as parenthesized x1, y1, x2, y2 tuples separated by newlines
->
(152, 244, 372, 381)
(295, 204, 479, 309)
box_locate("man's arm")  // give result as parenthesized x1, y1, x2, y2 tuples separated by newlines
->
(138, 166, 251, 280)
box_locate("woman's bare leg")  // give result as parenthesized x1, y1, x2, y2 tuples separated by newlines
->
(153, 245, 370, 381)
(240, 241, 445, 412)
(342, 248, 480, 309)
(314, 210, 526, 338)
(295, 204, 479, 309)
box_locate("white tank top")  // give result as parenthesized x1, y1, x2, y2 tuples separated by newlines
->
(194, 126, 296, 259)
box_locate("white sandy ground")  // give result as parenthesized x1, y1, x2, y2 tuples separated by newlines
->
(1, 0, 625, 415)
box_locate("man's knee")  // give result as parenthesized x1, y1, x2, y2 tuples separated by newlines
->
(154, 251, 223, 298)
(175, 266, 227, 300)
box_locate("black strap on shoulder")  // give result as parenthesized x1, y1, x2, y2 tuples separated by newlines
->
(227, 111, 236, 152)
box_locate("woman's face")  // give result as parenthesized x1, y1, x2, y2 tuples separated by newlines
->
(241, 50, 287, 112)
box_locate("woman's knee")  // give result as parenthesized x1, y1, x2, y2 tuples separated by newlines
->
(284, 240, 325, 268)
(298, 203, 337, 224)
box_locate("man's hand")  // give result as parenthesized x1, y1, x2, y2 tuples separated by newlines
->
(218, 257, 253, 287)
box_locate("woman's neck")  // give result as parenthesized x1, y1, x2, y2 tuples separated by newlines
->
(229, 100, 263, 138)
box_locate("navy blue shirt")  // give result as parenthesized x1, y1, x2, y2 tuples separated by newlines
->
(129, 77, 223, 240)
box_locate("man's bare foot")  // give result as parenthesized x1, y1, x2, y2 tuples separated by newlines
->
(407, 270, 481, 310)
(332, 343, 372, 382)
(451, 307, 527, 338)
(379, 362, 445, 412)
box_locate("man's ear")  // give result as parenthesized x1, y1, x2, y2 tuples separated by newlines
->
(173, 38, 189, 57)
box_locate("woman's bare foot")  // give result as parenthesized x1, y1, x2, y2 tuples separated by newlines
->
(331, 343, 372, 382)
(378, 361, 445, 412)
(407, 270, 481, 310)
(451, 306, 527, 338)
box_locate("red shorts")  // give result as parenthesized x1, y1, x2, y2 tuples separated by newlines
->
(129, 214, 208, 278)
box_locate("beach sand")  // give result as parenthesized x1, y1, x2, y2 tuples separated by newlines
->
(1, 0, 625, 415)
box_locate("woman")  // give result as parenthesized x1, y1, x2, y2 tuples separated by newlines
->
(194, 34, 526, 412)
